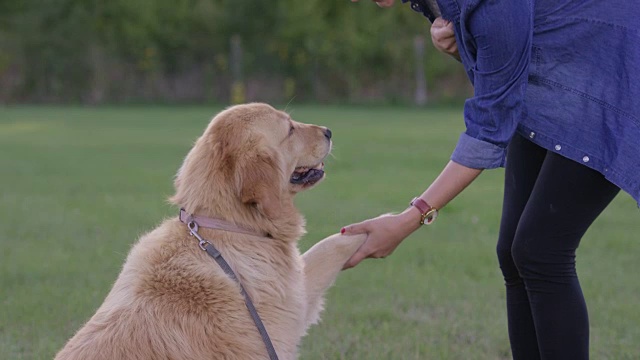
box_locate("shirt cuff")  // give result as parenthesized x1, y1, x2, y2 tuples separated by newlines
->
(450, 133, 507, 169)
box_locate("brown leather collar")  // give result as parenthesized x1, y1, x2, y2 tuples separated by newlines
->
(179, 208, 266, 237)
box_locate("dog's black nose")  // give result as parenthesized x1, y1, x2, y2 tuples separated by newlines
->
(324, 128, 332, 140)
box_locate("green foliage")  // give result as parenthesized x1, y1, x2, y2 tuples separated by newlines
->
(0, 0, 468, 103)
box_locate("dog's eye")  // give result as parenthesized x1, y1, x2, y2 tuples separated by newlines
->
(288, 125, 295, 136)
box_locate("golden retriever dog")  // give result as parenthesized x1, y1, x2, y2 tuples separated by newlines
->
(55, 103, 366, 360)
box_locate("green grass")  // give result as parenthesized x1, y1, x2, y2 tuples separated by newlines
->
(0, 105, 638, 359)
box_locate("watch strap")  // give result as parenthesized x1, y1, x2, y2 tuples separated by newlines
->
(410, 197, 438, 225)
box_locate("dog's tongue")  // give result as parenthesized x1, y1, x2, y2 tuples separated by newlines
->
(290, 168, 324, 184)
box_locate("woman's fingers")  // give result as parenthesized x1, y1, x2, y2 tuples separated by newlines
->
(430, 18, 460, 59)
(341, 219, 371, 235)
(343, 244, 371, 269)
(351, 0, 396, 7)
(373, 0, 396, 7)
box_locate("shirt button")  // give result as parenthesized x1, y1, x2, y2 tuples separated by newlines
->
(529, 132, 536, 139)
(583, 156, 590, 162)
(555, 145, 562, 151)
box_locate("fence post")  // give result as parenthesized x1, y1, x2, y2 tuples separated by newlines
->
(413, 35, 427, 106)
(230, 34, 245, 104)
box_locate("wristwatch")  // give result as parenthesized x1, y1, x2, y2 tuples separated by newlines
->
(410, 197, 438, 225)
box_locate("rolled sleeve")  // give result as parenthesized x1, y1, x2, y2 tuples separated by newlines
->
(452, 0, 533, 169)
(451, 132, 506, 169)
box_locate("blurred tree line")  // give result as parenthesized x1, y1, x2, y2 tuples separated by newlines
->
(0, 0, 471, 104)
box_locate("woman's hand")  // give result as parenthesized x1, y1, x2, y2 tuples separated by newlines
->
(342, 207, 422, 269)
(340, 162, 483, 269)
(430, 17, 461, 61)
(350, 0, 396, 8)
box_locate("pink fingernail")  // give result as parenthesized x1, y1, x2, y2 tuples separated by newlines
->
(341, 228, 346, 234)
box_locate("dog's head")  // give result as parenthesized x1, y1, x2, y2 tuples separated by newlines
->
(170, 103, 332, 237)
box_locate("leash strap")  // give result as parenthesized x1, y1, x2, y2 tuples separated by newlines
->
(201, 242, 280, 360)
(180, 211, 279, 360)
(402, 0, 437, 23)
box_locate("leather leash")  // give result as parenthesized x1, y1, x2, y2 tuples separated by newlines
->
(179, 208, 279, 360)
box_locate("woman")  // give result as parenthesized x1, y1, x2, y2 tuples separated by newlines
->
(344, 0, 640, 359)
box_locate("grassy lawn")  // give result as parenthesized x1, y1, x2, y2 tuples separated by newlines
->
(1, 105, 638, 359)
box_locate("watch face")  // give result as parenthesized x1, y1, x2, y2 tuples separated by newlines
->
(424, 209, 438, 225)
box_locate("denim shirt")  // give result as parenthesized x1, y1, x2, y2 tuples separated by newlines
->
(438, 0, 640, 205)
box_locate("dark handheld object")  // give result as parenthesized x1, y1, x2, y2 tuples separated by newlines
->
(402, 0, 439, 23)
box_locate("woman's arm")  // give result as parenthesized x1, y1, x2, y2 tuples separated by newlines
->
(342, 0, 534, 269)
(342, 161, 481, 269)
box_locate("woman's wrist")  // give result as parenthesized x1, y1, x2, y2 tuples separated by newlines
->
(399, 206, 423, 233)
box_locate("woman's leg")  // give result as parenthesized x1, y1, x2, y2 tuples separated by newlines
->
(497, 133, 548, 360)
(510, 147, 619, 359)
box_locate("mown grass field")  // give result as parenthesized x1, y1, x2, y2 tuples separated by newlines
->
(1, 105, 638, 359)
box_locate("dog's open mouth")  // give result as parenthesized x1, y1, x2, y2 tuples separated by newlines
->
(290, 162, 324, 185)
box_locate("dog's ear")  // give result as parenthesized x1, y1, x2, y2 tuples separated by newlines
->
(237, 151, 285, 219)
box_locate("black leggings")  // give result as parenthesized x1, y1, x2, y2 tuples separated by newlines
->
(497, 134, 620, 360)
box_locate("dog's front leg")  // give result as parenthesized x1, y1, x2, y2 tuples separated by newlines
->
(301, 233, 366, 328)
